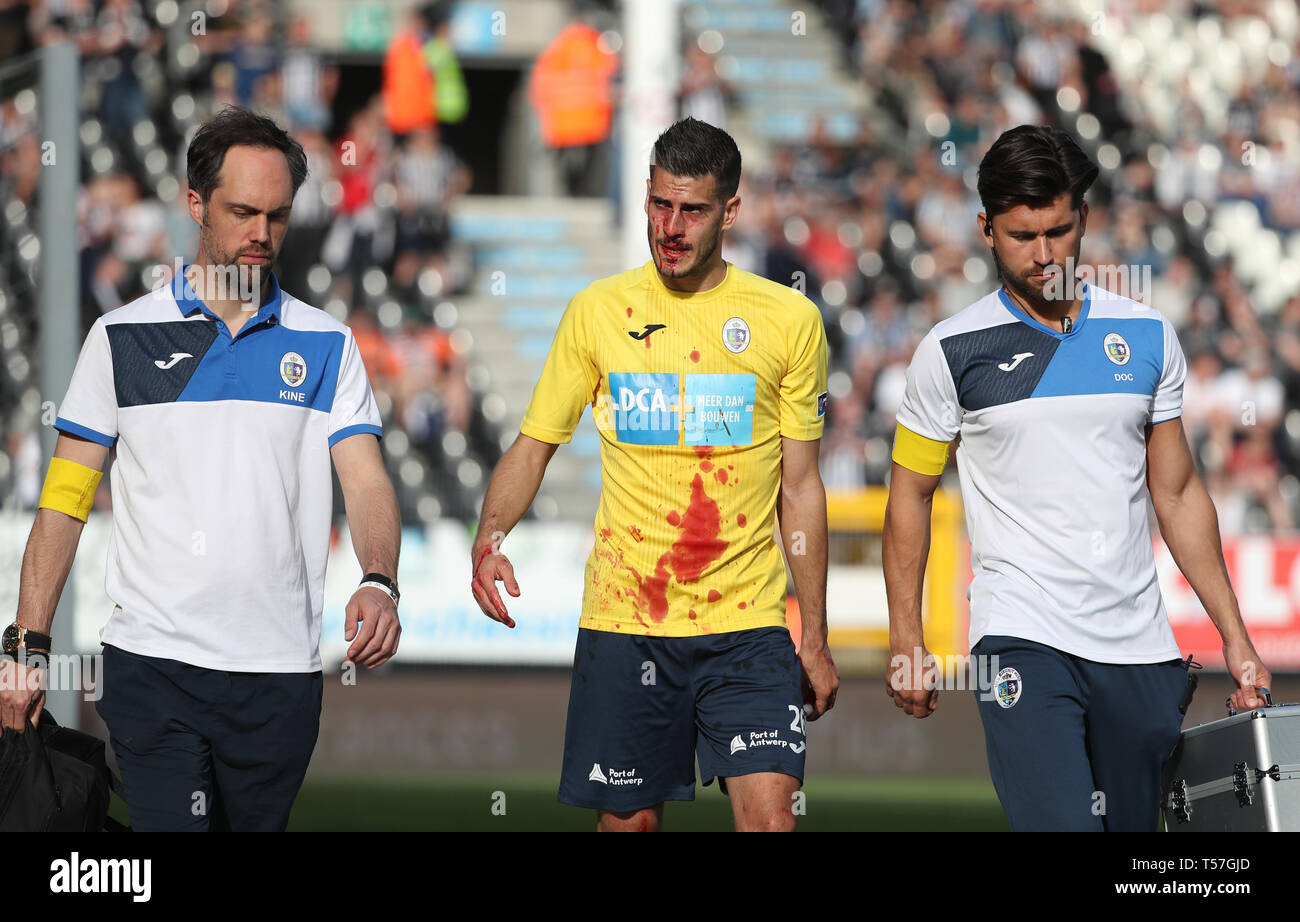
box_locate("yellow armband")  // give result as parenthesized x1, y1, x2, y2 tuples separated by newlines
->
(38, 457, 102, 522)
(891, 424, 951, 476)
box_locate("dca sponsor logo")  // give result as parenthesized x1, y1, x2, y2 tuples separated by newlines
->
(600, 372, 758, 446)
(605, 372, 680, 445)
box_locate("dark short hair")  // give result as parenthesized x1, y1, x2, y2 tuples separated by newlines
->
(650, 117, 742, 202)
(186, 106, 309, 204)
(977, 125, 1099, 220)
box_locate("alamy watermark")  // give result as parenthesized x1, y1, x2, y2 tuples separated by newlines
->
(0, 653, 104, 701)
(148, 257, 265, 310)
(1041, 258, 1152, 306)
(889, 648, 1007, 702)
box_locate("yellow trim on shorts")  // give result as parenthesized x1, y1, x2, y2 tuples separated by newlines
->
(38, 457, 102, 522)
(892, 424, 950, 476)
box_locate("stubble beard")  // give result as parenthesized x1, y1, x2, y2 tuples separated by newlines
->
(992, 243, 1081, 313)
(651, 219, 722, 282)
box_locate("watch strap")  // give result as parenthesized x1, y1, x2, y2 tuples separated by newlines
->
(20, 629, 52, 652)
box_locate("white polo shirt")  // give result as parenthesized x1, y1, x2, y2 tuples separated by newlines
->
(55, 270, 382, 672)
(897, 284, 1186, 664)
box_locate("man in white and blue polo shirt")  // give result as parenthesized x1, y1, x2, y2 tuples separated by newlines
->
(882, 126, 1272, 831)
(0, 107, 402, 830)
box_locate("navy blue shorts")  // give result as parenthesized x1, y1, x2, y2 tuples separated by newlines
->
(972, 635, 1190, 832)
(95, 644, 323, 832)
(557, 626, 806, 812)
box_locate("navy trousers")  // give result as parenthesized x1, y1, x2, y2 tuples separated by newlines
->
(95, 644, 323, 831)
(972, 635, 1190, 832)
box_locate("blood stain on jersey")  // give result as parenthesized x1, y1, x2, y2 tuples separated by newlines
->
(688, 610, 697, 620)
(666, 509, 681, 527)
(690, 350, 700, 363)
(715, 468, 728, 484)
(628, 525, 643, 542)
(626, 307, 632, 317)
(632, 475, 730, 622)
(700, 460, 714, 472)
(635, 559, 672, 622)
(736, 513, 747, 527)
(693, 445, 714, 459)
(666, 474, 729, 582)
(707, 589, 721, 603)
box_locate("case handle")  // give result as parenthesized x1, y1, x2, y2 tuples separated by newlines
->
(1225, 687, 1273, 717)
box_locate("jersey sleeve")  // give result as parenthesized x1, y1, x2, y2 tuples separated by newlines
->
(328, 330, 383, 446)
(520, 294, 599, 444)
(54, 317, 118, 447)
(896, 330, 961, 443)
(778, 298, 829, 440)
(1150, 317, 1186, 425)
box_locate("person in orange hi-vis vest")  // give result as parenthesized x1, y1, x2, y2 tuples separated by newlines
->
(383, 9, 436, 137)
(529, 19, 620, 196)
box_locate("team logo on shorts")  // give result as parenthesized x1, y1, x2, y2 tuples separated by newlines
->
(588, 763, 608, 784)
(722, 317, 750, 353)
(1103, 333, 1130, 366)
(730, 734, 748, 755)
(279, 351, 307, 387)
(994, 667, 1022, 709)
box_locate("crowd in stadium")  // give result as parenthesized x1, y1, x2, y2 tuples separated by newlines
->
(0, 0, 1297, 534)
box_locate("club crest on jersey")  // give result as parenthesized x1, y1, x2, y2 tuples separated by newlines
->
(722, 317, 750, 353)
(994, 667, 1022, 709)
(279, 351, 307, 388)
(1103, 333, 1131, 366)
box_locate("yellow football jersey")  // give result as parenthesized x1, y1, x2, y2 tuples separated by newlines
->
(520, 261, 828, 636)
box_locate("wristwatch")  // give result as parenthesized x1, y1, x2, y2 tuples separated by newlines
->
(2, 623, 52, 655)
(358, 572, 400, 606)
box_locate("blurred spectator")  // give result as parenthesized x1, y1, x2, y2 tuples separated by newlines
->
(91, 0, 162, 150)
(821, 397, 868, 490)
(382, 7, 436, 137)
(391, 317, 471, 443)
(423, 1, 468, 125)
(528, 15, 619, 197)
(392, 125, 471, 281)
(5, 423, 39, 511)
(229, 6, 280, 109)
(322, 101, 389, 299)
(282, 16, 336, 133)
(279, 127, 337, 299)
(678, 45, 731, 129)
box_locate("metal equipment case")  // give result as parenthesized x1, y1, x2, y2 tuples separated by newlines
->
(1162, 702, 1300, 831)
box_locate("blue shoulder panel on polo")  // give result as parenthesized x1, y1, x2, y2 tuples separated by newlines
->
(176, 324, 344, 412)
(1030, 316, 1163, 399)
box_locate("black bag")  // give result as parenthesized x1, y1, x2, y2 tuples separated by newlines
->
(0, 709, 128, 831)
